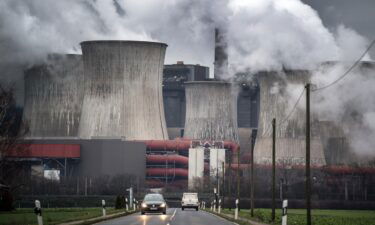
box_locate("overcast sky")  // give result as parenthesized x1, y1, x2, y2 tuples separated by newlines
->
(303, 0, 375, 58)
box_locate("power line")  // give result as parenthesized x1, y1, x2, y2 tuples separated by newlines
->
(312, 39, 375, 92)
(278, 87, 306, 126)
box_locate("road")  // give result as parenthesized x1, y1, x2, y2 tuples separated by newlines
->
(95, 208, 235, 225)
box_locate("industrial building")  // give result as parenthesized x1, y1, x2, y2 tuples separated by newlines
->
(4, 27, 374, 204)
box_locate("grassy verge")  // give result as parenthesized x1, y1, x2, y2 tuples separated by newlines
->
(221, 208, 375, 225)
(0, 207, 127, 225)
(203, 209, 249, 225)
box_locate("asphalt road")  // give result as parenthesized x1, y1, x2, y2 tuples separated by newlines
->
(95, 208, 235, 225)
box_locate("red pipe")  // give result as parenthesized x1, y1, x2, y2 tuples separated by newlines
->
(146, 168, 188, 177)
(223, 141, 240, 154)
(322, 166, 375, 175)
(146, 154, 188, 165)
(226, 164, 375, 175)
(146, 179, 187, 188)
(144, 140, 191, 151)
(144, 139, 239, 153)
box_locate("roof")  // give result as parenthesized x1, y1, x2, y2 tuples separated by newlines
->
(6, 144, 80, 158)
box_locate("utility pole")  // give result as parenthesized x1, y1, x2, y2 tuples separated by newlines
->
(222, 161, 225, 206)
(305, 83, 311, 225)
(250, 129, 257, 217)
(228, 152, 232, 200)
(237, 147, 241, 204)
(272, 118, 276, 222)
(217, 153, 220, 197)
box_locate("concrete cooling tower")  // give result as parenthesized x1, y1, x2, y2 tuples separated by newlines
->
(254, 71, 326, 166)
(23, 54, 83, 137)
(78, 41, 168, 140)
(183, 81, 239, 142)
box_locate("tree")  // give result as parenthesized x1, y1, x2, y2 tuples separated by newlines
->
(0, 84, 29, 210)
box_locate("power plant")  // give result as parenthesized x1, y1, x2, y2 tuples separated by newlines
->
(7, 29, 375, 207)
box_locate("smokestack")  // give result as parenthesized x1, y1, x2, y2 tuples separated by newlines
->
(23, 54, 83, 137)
(78, 41, 168, 140)
(214, 28, 228, 79)
(254, 71, 326, 166)
(183, 81, 239, 142)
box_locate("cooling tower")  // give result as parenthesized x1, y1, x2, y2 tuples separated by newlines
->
(78, 41, 168, 140)
(184, 81, 239, 142)
(254, 71, 326, 166)
(23, 54, 83, 137)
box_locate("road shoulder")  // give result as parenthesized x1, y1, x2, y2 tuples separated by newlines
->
(58, 210, 138, 225)
(204, 209, 269, 225)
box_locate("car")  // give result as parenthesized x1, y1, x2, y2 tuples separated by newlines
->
(141, 193, 167, 215)
(181, 192, 199, 211)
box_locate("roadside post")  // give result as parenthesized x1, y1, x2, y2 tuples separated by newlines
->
(34, 200, 43, 225)
(133, 199, 137, 211)
(125, 198, 129, 211)
(211, 201, 213, 211)
(214, 187, 218, 210)
(102, 200, 106, 217)
(234, 199, 239, 220)
(282, 200, 288, 225)
(218, 198, 221, 214)
(127, 187, 133, 210)
(213, 199, 216, 212)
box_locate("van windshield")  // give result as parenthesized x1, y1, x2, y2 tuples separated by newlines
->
(144, 194, 164, 201)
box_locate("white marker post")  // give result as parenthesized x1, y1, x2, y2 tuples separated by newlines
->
(234, 199, 239, 220)
(218, 199, 221, 214)
(102, 200, 106, 217)
(127, 187, 133, 210)
(133, 199, 136, 211)
(213, 199, 216, 212)
(211, 201, 213, 211)
(125, 198, 129, 211)
(203, 201, 205, 210)
(34, 200, 43, 225)
(282, 199, 288, 225)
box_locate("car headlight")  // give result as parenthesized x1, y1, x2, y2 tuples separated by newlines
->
(141, 203, 147, 208)
(160, 203, 166, 207)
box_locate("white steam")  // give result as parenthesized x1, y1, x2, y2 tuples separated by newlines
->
(312, 62, 375, 158)
(2, 0, 371, 73)
(0, 0, 374, 158)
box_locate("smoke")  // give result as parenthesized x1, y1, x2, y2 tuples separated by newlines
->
(0, 0, 374, 157)
(311, 62, 375, 158)
(2, 0, 368, 76)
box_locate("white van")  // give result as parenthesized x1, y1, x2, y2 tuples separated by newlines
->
(181, 192, 199, 211)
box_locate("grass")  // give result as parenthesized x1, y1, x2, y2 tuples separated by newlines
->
(0, 207, 126, 225)
(221, 208, 375, 225)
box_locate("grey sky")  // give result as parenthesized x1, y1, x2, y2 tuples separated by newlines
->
(302, 0, 375, 58)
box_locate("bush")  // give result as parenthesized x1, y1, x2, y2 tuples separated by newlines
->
(115, 195, 125, 209)
(0, 189, 14, 211)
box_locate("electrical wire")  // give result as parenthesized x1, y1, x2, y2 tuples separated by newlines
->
(260, 86, 306, 135)
(277, 87, 306, 127)
(312, 39, 375, 92)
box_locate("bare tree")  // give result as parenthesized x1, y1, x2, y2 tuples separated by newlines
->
(0, 84, 29, 210)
